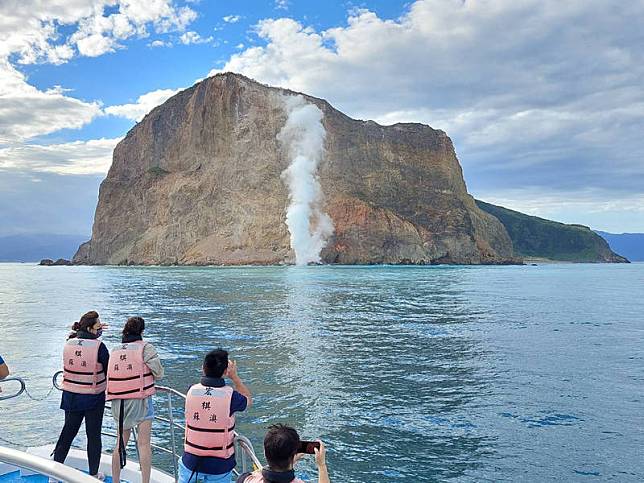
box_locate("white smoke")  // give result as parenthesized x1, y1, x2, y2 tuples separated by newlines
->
(277, 95, 334, 265)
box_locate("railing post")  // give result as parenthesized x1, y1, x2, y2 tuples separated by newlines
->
(0, 377, 26, 401)
(166, 392, 179, 483)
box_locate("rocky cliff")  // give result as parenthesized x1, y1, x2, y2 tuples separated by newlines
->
(75, 73, 517, 265)
(476, 200, 628, 263)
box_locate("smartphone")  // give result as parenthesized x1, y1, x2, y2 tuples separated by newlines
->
(298, 440, 320, 454)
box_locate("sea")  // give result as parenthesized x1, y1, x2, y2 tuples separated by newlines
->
(0, 263, 642, 482)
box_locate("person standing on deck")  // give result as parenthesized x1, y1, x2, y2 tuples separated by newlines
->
(108, 316, 164, 483)
(53, 311, 109, 480)
(179, 349, 252, 483)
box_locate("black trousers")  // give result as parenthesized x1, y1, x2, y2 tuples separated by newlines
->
(53, 404, 105, 475)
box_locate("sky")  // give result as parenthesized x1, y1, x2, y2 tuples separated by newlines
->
(0, 0, 643, 237)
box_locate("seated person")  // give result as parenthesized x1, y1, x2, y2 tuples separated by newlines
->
(180, 349, 252, 483)
(237, 424, 329, 483)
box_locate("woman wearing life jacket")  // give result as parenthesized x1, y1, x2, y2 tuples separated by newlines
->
(108, 316, 163, 483)
(53, 311, 109, 480)
(237, 425, 330, 483)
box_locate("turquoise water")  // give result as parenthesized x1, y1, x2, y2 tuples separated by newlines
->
(0, 263, 642, 482)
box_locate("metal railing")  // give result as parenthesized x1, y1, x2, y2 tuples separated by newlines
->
(52, 371, 262, 482)
(0, 377, 25, 401)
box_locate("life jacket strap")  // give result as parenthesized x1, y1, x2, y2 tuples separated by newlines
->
(186, 423, 236, 433)
(64, 377, 107, 386)
(184, 440, 235, 451)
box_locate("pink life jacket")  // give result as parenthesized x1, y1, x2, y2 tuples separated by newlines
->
(62, 338, 106, 394)
(184, 383, 236, 458)
(106, 341, 156, 401)
(243, 471, 304, 483)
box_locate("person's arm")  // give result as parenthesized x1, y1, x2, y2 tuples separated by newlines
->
(0, 356, 9, 393)
(98, 343, 110, 376)
(315, 441, 330, 483)
(226, 360, 252, 408)
(0, 356, 9, 379)
(143, 343, 164, 380)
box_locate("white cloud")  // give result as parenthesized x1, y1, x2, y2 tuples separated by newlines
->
(105, 88, 181, 121)
(179, 31, 213, 45)
(0, 0, 199, 157)
(223, 15, 241, 24)
(148, 39, 172, 48)
(274, 0, 288, 10)
(0, 1, 197, 63)
(74, 31, 119, 57)
(0, 60, 102, 143)
(0, 137, 120, 175)
(0, 0, 201, 182)
(67, 2, 198, 57)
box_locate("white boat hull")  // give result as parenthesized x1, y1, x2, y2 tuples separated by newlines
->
(22, 445, 175, 483)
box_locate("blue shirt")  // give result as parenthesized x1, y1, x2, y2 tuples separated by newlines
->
(60, 333, 109, 412)
(182, 376, 248, 475)
(0, 354, 5, 365)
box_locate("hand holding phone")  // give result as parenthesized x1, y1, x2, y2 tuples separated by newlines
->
(297, 440, 321, 454)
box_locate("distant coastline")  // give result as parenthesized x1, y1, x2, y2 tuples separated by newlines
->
(2, 229, 639, 266)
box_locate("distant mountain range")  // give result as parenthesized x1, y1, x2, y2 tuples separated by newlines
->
(0, 234, 88, 262)
(595, 232, 644, 261)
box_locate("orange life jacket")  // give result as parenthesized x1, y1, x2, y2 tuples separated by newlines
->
(184, 383, 236, 459)
(106, 341, 156, 400)
(243, 471, 304, 483)
(62, 338, 106, 394)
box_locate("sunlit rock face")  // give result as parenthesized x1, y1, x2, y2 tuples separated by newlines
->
(75, 73, 516, 265)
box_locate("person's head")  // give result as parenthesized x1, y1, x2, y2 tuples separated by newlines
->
(203, 349, 229, 378)
(69, 311, 101, 338)
(122, 316, 145, 338)
(264, 424, 300, 471)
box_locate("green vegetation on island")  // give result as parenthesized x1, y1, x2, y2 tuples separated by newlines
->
(475, 200, 629, 263)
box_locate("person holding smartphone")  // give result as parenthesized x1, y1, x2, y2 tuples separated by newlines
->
(237, 424, 330, 483)
(180, 349, 252, 483)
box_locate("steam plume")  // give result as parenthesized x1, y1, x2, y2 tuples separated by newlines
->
(277, 95, 334, 265)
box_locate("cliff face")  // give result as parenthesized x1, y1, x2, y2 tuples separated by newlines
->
(75, 73, 517, 265)
(476, 200, 629, 263)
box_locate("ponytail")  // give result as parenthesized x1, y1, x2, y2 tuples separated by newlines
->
(68, 311, 99, 340)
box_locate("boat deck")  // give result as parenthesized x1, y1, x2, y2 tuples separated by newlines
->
(0, 446, 173, 483)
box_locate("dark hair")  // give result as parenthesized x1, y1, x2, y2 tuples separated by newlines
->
(203, 349, 229, 378)
(264, 424, 300, 471)
(69, 311, 99, 339)
(123, 316, 145, 337)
